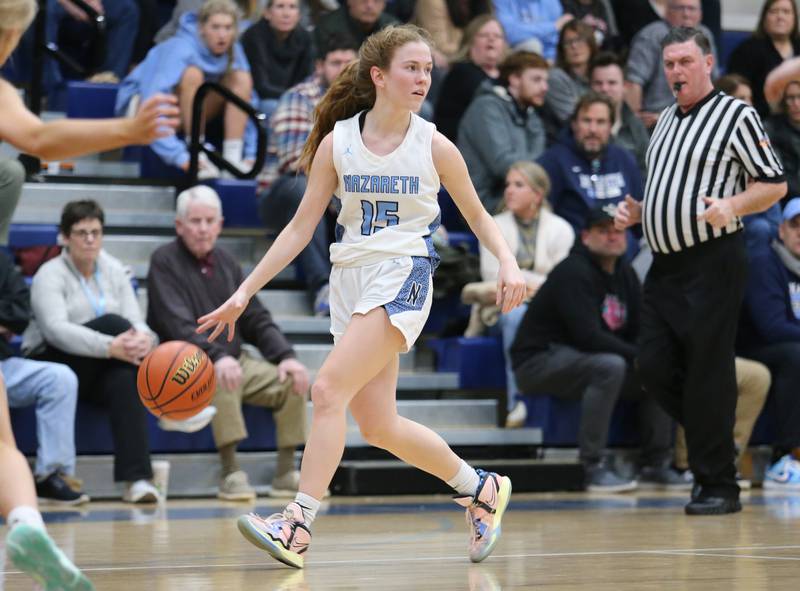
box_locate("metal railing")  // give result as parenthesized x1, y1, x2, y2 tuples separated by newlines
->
(187, 81, 267, 184)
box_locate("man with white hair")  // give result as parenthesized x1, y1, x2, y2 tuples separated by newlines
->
(147, 185, 309, 500)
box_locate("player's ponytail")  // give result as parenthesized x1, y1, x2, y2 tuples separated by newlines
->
(299, 24, 434, 172)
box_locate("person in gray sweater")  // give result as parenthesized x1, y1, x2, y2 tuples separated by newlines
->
(458, 50, 549, 213)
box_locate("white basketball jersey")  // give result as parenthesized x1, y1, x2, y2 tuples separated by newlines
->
(330, 111, 441, 267)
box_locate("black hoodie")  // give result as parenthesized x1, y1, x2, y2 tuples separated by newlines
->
(510, 240, 640, 369)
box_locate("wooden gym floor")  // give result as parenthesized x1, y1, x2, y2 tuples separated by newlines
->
(2, 491, 800, 590)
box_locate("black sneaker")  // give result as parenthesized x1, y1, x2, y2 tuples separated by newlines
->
(36, 473, 90, 506)
(638, 465, 694, 491)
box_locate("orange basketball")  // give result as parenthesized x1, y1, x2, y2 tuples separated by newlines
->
(137, 341, 216, 421)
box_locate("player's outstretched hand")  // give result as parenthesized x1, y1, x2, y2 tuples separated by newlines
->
(697, 196, 735, 229)
(196, 288, 250, 343)
(497, 259, 527, 314)
(614, 195, 642, 230)
(131, 94, 180, 143)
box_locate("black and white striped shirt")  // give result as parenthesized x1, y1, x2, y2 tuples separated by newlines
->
(642, 91, 784, 254)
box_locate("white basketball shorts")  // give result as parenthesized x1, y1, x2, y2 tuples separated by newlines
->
(329, 255, 434, 352)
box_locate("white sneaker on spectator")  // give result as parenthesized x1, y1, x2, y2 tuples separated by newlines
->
(505, 400, 527, 429)
(159, 406, 216, 433)
(123, 480, 160, 504)
(197, 152, 220, 180)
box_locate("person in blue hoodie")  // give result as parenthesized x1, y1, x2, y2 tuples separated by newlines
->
(537, 91, 643, 250)
(492, 0, 575, 60)
(739, 197, 800, 491)
(115, 0, 256, 176)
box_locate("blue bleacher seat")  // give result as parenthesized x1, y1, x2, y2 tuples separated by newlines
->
(204, 178, 260, 228)
(429, 336, 506, 389)
(66, 82, 120, 119)
(8, 224, 59, 249)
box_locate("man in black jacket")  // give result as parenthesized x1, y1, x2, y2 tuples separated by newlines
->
(511, 205, 678, 492)
(1, 251, 87, 505)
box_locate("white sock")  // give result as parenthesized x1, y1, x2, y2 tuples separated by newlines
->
(222, 139, 243, 163)
(7, 506, 45, 531)
(293, 492, 320, 524)
(447, 460, 480, 497)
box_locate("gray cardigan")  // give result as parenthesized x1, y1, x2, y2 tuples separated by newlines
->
(23, 250, 154, 358)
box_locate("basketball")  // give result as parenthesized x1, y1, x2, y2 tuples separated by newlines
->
(137, 341, 216, 420)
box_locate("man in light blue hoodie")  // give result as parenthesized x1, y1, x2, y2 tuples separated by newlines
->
(492, 0, 575, 61)
(116, 0, 256, 175)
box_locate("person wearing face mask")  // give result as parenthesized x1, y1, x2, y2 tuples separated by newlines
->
(537, 92, 642, 241)
(115, 0, 257, 177)
(241, 0, 314, 124)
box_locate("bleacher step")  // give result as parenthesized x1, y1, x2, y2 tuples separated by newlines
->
(21, 182, 173, 211)
(342, 426, 540, 447)
(332, 457, 583, 495)
(12, 206, 177, 228)
(104, 234, 267, 266)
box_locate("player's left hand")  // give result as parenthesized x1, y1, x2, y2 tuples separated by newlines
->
(698, 196, 736, 229)
(278, 358, 310, 396)
(497, 259, 527, 314)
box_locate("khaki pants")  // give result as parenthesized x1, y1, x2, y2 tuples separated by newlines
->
(674, 357, 770, 469)
(210, 353, 307, 450)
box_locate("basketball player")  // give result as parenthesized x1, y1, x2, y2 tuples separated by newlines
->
(197, 24, 527, 569)
(0, 1, 178, 588)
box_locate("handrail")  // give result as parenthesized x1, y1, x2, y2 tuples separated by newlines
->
(27, 0, 107, 115)
(187, 81, 267, 184)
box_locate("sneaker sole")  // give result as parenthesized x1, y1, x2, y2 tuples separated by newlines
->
(471, 476, 512, 563)
(37, 494, 91, 507)
(237, 515, 304, 569)
(6, 525, 95, 591)
(763, 479, 800, 491)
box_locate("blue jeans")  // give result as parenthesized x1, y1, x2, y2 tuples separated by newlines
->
(497, 303, 528, 412)
(259, 173, 332, 292)
(3, 357, 78, 478)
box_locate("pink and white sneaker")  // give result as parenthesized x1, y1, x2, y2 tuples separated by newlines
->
(454, 469, 512, 563)
(237, 502, 312, 568)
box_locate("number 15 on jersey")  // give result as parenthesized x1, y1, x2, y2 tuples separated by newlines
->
(361, 200, 399, 235)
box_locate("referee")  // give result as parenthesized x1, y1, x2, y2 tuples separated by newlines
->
(616, 27, 786, 515)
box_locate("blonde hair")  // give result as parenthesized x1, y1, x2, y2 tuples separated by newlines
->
(199, 0, 239, 70)
(507, 161, 551, 210)
(454, 14, 505, 63)
(0, 0, 37, 31)
(299, 24, 434, 171)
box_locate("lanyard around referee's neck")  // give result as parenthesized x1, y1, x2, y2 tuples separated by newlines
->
(79, 266, 105, 318)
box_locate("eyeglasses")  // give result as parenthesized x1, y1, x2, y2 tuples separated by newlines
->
(71, 229, 102, 240)
(562, 37, 588, 48)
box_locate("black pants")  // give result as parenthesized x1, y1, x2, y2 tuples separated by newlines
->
(34, 314, 152, 483)
(638, 232, 747, 498)
(515, 345, 673, 466)
(740, 342, 800, 454)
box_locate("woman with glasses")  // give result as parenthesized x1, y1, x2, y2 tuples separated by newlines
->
(545, 20, 598, 125)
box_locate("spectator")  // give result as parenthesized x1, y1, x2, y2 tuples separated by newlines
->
(610, 0, 663, 48)
(510, 205, 678, 492)
(434, 15, 507, 142)
(727, 0, 800, 119)
(589, 51, 649, 177)
(714, 73, 753, 105)
(492, 0, 573, 60)
(469, 161, 573, 427)
(537, 92, 643, 235)
(624, 0, 718, 129)
(458, 51, 549, 213)
(155, 0, 259, 43)
(0, 160, 24, 246)
(412, 0, 493, 67)
(148, 186, 309, 500)
(259, 33, 358, 316)
(21, 201, 213, 503)
(765, 79, 800, 202)
(314, 0, 400, 51)
(545, 20, 597, 125)
(241, 0, 314, 125)
(0, 250, 88, 505)
(115, 0, 256, 177)
(738, 198, 800, 489)
(560, 0, 619, 49)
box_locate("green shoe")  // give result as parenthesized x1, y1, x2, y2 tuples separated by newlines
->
(6, 524, 94, 590)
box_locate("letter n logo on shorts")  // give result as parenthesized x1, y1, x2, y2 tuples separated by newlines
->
(406, 282, 422, 306)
